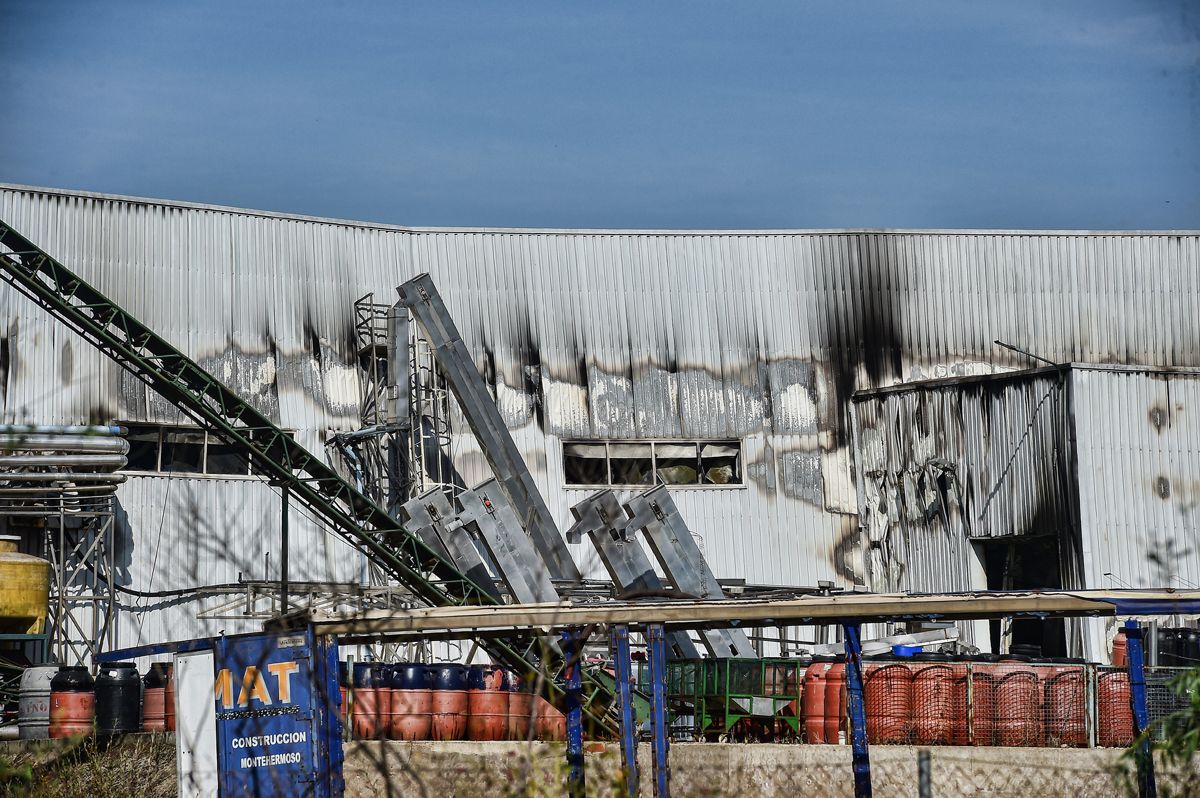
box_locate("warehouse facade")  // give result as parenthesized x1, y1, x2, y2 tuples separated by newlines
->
(1, 184, 1198, 658)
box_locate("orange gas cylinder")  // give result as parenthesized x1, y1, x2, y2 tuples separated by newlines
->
(534, 695, 567, 741)
(1098, 671, 1134, 747)
(1112, 630, 1128, 668)
(950, 659, 969, 746)
(995, 660, 1042, 747)
(1044, 659, 1086, 747)
(467, 665, 508, 741)
(351, 663, 389, 740)
(49, 666, 94, 738)
(823, 657, 846, 744)
(864, 659, 912, 744)
(508, 686, 534, 741)
(430, 665, 468, 741)
(142, 663, 168, 732)
(912, 654, 955, 745)
(164, 663, 176, 732)
(390, 664, 433, 741)
(802, 656, 830, 743)
(969, 657, 998, 746)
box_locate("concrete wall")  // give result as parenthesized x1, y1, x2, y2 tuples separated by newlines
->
(342, 740, 1200, 798)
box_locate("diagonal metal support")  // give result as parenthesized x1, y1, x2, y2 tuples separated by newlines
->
(399, 489, 499, 601)
(454, 480, 560, 604)
(568, 490, 700, 658)
(624, 486, 756, 658)
(397, 273, 580, 584)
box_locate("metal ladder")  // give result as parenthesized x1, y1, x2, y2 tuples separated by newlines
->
(0, 221, 615, 732)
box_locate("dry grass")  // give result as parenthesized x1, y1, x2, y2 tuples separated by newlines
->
(0, 734, 177, 798)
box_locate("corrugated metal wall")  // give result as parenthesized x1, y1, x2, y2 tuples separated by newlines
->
(2, 185, 1199, 652)
(1072, 366, 1200, 662)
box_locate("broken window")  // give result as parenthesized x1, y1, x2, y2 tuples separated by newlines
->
(563, 442, 608, 485)
(117, 422, 292, 478)
(608, 443, 655, 486)
(160, 429, 205, 473)
(562, 440, 742, 487)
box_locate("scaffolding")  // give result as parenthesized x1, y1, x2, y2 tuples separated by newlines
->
(0, 490, 115, 667)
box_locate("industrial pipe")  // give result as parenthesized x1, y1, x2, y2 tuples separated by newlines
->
(0, 435, 130, 453)
(0, 424, 125, 436)
(0, 454, 127, 468)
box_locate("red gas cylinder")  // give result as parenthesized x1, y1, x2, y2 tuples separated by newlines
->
(533, 696, 567, 741)
(142, 663, 168, 732)
(49, 666, 94, 738)
(1044, 659, 1086, 747)
(864, 659, 912, 745)
(390, 664, 433, 741)
(823, 657, 847, 744)
(1098, 671, 1134, 747)
(969, 657, 998, 746)
(995, 660, 1042, 747)
(911, 654, 955, 745)
(1112, 630, 1128, 668)
(431, 665, 469, 741)
(802, 657, 830, 743)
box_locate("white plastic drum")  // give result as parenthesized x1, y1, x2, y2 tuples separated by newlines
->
(18, 665, 57, 740)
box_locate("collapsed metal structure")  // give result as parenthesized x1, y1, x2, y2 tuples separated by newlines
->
(0, 220, 785, 735)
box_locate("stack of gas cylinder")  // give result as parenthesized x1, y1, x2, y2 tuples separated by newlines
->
(341, 662, 567, 742)
(18, 660, 174, 739)
(795, 647, 1136, 748)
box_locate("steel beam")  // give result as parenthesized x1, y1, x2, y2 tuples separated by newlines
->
(454, 480, 560, 604)
(646, 624, 671, 798)
(568, 491, 701, 658)
(611, 625, 639, 798)
(843, 622, 872, 798)
(397, 274, 580, 583)
(1126, 620, 1156, 798)
(562, 629, 586, 798)
(624, 486, 756, 658)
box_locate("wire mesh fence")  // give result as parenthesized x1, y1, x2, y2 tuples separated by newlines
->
(658, 657, 1192, 750)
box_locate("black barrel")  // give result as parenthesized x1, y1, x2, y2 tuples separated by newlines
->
(1181, 629, 1200, 667)
(1010, 643, 1043, 659)
(1157, 628, 1178, 666)
(96, 662, 141, 735)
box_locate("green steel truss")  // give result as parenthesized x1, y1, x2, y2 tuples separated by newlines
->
(0, 221, 614, 732)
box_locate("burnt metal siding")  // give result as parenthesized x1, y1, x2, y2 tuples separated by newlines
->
(853, 370, 1075, 589)
(3, 186, 1200, 603)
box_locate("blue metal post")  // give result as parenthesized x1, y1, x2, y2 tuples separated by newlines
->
(611, 625, 639, 798)
(843, 622, 873, 798)
(646, 624, 671, 798)
(562, 629, 585, 798)
(1125, 620, 1157, 798)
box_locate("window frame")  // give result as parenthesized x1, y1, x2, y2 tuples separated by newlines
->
(561, 439, 745, 490)
(116, 422, 295, 479)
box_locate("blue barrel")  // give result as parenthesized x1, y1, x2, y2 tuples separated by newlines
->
(391, 664, 431, 691)
(353, 662, 385, 688)
(432, 664, 468, 691)
(467, 665, 489, 691)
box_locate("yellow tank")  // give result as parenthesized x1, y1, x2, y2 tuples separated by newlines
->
(0, 534, 51, 634)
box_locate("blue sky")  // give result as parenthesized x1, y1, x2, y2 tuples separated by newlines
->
(1, 1, 1197, 229)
